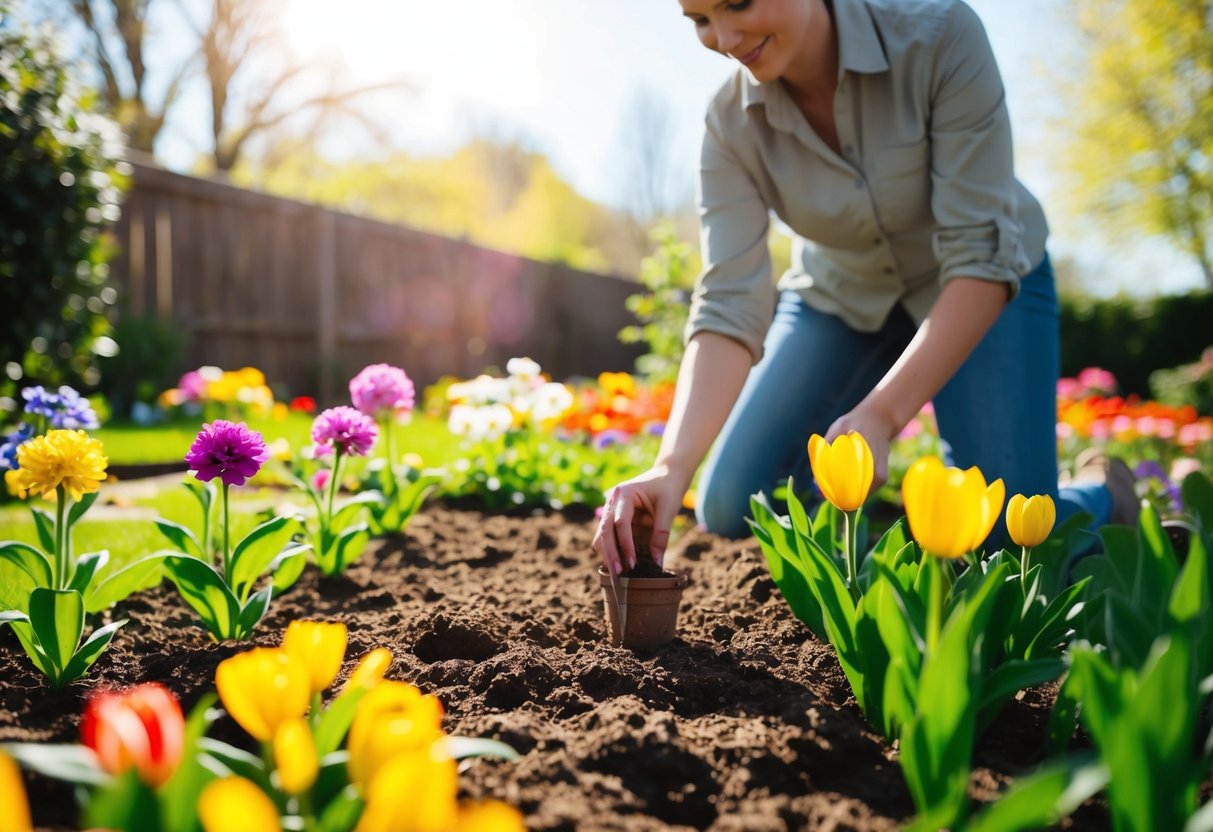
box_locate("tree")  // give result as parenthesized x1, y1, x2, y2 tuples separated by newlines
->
(1059, 0, 1213, 287)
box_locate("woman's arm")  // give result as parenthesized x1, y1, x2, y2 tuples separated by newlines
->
(592, 331, 751, 574)
(826, 277, 1008, 483)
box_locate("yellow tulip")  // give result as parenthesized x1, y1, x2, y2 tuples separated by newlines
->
(354, 745, 459, 832)
(215, 648, 310, 741)
(272, 719, 318, 795)
(282, 620, 348, 693)
(1006, 493, 1057, 549)
(0, 751, 33, 832)
(198, 777, 282, 832)
(454, 801, 527, 832)
(347, 681, 445, 795)
(341, 647, 393, 695)
(807, 432, 874, 513)
(902, 457, 1005, 558)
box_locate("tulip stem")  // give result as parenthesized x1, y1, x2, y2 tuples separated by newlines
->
(309, 692, 322, 728)
(55, 485, 68, 590)
(1020, 545, 1030, 585)
(843, 509, 861, 602)
(926, 556, 944, 657)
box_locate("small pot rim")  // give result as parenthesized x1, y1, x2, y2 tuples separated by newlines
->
(596, 565, 689, 588)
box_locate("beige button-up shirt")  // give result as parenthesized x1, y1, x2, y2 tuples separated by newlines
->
(685, 0, 1049, 364)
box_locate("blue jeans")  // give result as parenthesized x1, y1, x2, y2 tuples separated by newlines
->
(696, 255, 1110, 544)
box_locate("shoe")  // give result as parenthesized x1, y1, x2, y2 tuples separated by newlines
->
(1072, 448, 1139, 526)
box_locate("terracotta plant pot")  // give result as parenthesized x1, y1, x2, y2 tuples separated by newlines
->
(598, 565, 690, 649)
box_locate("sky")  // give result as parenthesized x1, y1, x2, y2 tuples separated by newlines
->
(50, 0, 1209, 295)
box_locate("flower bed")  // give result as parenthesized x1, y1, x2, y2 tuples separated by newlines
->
(1, 500, 1166, 830)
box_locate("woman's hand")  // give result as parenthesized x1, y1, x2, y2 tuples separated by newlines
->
(824, 404, 899, 490)
(591, 464, 689, 576)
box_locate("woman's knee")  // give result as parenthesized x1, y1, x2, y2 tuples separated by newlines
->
(695, 474, 753, 539)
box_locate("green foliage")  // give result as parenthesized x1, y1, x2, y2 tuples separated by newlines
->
(1151, 347, 1213, 415)
(1059, 0, 1213, 286)
(1059, 290, 1213, 397)
(0, 23, 127, 403)
(618, 222, 695, 383)
(364, 459, 442, 537)
(0, 588, 127, 688)
(97, 314, 189, 418)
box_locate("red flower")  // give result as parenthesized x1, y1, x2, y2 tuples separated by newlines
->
(290, 396, 317, 413)
(81, 684, 185, 788)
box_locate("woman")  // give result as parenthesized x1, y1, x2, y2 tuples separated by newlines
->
(592, 0, 1132, 575)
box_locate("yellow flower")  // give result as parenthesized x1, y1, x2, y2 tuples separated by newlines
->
(215, 648, 310, 741)
(902, 456, 1005, 559)
(454, 801, 527, 832)
(807, 432, 874, 512)
(272, 719, 317, 795)
(5, 429, 108, 502)
(1006, 493, 1056, 549)
(347, 681, 445, 795)
(282, 620, 347, 693)
(198, 776, 281, 832)
(598, 371, 636, 398)
(354, 745, 459, 832)
(401, 452, 425, 469)
(0, 751, 33, 832)
(271, 402, 288, 421)
(341, 647, 393, 695)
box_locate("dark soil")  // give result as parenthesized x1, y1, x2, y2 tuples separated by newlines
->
(0, 502, 1125, 830)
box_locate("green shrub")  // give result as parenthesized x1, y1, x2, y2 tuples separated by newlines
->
(1150, 348, 1213, 415)
(0, 18, 127, 410)
(97, 314, 188, 418)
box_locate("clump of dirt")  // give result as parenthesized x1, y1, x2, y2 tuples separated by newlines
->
(0, 502, 1128, 830)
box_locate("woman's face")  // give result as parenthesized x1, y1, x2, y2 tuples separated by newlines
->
(678, 0, 818, 83)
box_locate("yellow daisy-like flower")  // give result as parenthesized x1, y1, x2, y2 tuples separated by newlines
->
(5, 429, 108, 502)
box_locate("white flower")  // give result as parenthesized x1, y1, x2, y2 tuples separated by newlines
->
(482, 404, 514, 441)
(448, 404, 477, 437)
(531, 382, 574, 423)
(507, 357, 542, 380)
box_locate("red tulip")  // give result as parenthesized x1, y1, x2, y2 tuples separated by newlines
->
(81, 683, 185, 788)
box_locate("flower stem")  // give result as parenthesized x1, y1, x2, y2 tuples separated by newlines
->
(222, 483, 231, 585)
(926, 555, 944, 658)
(325, 450, 343, 570)
(844, 509, 861, 602)
(1020, 545, 1030, 585)
(55, 485, 68, 590)
(383, 416, 396, 498)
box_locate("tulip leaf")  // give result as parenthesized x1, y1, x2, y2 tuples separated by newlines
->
(68, 550, 109, 595)
(270, 544, 310, 596)
(1023, 578, 1091, 661)
(154, 519, 204, 558)
(60, 619, 128, 684)
(314, 690, 367, 757)
(86, 554, 167, 614)
(329, 525, 370, 575)
(1103, 592, 1155, 669)
(30, 507, 55, 555)
(162, 693, 220, 832)
(83, 769, 162, 832)
(163, 556, 240, 640)
(446, 736, 521, 760)
(1138, 501, 1179, 599)
(0, 741, 110, 787)
(976, 658, 1065, 733)
(747, 494, 823, 634)
(1180, 471, 1213, 534)
(331, 491, 382, 532)
(317, 784, 364, 832)
(28, 588, 83, 674)
(7, 618, 51, 676)
(236, 586, 273, 639)
(230, 516, 298, 600)
(197, 738, 270, 792)
(0, 541, 53, 589)
(1167, 531, 1209, 627)
(67, 491, 99, 528)
(966, 753, 1107, 832)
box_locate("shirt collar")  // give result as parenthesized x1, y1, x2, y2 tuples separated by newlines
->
(741, 0, 889, 110)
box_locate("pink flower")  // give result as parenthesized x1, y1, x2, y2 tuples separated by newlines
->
(1076, 367, 1118, 395)
(312, 468, 331, 492)
(185, 421, 269, 486)
(178, 371, 208, 404)
(1056, 377, 1083, 400)
(349, 364, 415, 419)
(312, 407, 378, 457)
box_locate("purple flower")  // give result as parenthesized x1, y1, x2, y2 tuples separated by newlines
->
(177, 370, 208, 404)
(312, 406, 378, 457)
(349, 364, 415, 419)
(592, 429, 630, 451)
(0, 423, 35, 471)
(21, 386, 60, 420)
(51, 386, 99, 430)
(185, 420, 269, 486)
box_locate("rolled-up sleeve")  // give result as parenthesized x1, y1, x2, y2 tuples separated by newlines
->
(683, 116, 775, 365)
(928, 1, 1032, 295)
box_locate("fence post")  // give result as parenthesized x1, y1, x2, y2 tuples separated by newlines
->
(316, 209, 337, 404)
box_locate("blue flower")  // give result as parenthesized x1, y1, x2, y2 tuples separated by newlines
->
(21, 386, 60, 420)
(0, 423, 35, 471)
(52, 386, 99, 430)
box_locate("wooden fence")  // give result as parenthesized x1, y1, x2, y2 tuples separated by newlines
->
(109, 162, 644, 403)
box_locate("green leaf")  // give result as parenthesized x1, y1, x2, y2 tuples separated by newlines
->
(31, 507, 55, 555)
(67, 491, 99, 528)
(230, 516, 298, 599)
(68, 550, 109, 595)
(83, 769, 162, 832)
(747, 493, 824, 634)
(60, 619, 128, 684)
(977, 658, 1065, 731)
(0, 741, 110, 787)
(236, 587, 272, 639)
(162, 693, 219, 832)
(445, 736, 521, 760)
(196, 738, 271, 793)
(154, 519, 204, 558)
(1180, 471, 1213, 535)
(7, 618, 52, 676)
(314, 690, 367, 757)
(269, 545, 309, 596)
(0, 541, 53, 588)
(966, 754, 1108, 832)
(28, 588, 83, 674)
(328, 525, 369, 576)
(316, 783, 363, 832)
(331, 491, 381, 532)
(1104, 592, 1156, 670)
(86, 554, 166, 614)
(1023, 578, 1091, 660)
(163, 556, 240, 640)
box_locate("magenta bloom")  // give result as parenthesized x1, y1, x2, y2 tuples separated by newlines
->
(311, 468, 331, 492)
(185, 420, 269, 486)
(349, 364, 415, 419)
(177, 370, 208, 404)
(312, 406, 378, 457)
